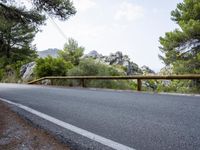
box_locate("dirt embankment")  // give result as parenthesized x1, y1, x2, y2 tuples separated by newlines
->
(0, 101, 70, 150)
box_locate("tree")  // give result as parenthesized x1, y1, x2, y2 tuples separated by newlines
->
(159, 0, 200, 74)
(0, 0, 76, 61)
(0, 6, 39, 62)
(0, 0, 76, 81)
(159, 0, 200, 92)
(0, 0, 76, 23)
(58, 38, 84, 65)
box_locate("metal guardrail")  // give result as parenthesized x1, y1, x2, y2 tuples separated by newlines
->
(28, 75, 200, 91)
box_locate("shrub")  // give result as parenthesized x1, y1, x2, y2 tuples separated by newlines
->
(0, 65, 20, 83)
(67, 59, 131, 89)
(157, 80, 200, 94)
(0, 69, 4, 81)
(35, 56, 73, 78)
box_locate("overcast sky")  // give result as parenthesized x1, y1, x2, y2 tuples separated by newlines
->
(33, 0, 182, 71)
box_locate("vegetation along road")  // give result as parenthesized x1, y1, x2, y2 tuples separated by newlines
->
(0, 83, 200, 150)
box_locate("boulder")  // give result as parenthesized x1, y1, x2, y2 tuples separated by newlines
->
(20, 62, 36, 82)
(41, 79, 51, 85)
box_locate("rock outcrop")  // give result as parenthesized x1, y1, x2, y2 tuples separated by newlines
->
(141, 65, 155, 75)
(84, 51, 143, 75)
(20, 62, 36, 82)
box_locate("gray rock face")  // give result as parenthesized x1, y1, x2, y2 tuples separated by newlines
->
(158, 65, 173, 86)
(20, 62, 36, 82)
(104, 51, 129, 65)
(127, 62, 142, 75)
(141, 65, 155, 74)
(41, 79, 51, 85)
(85, 51, 143, 75)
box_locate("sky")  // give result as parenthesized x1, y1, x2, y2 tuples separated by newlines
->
(33, 0, 183, 72)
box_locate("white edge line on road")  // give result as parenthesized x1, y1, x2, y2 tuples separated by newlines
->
(0, 98, 135, 150)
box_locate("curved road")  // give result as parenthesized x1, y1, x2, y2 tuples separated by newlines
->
(0, 83, 200, 150)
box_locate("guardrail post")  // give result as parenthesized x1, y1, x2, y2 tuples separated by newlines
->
(137, 79, 142, 91)
(81, 79, 85, 88)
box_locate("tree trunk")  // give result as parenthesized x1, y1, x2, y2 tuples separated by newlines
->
(6, 46, 10, 58)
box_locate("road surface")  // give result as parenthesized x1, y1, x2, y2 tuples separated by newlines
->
(0, 83, 200, 150)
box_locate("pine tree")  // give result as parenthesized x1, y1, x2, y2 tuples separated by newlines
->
(0, 0, 76, 63)
(159, 0, 200, 74)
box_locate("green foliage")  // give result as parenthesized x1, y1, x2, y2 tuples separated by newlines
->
(0, 0, 76, 62)
(0, 65, 20, 83)
(35, 56, 73, 78)
(0, 0, 76, 23)
(0, 0, 76, 82)
(143, 80, 158, 91)
(159, 0, 200, 74)
(157, 80, 199, 94)
(58, 38, 84, 66)
(159, 0, 200, 93)
(0, 3, 40, 82)
(68, 59, 121, 76)
(32, 0, 76, 20)
(0, 6, 39, 62)
(129, 81, 137, 90)
(67, 59, 131, 89)
(0, 69, 4, 81)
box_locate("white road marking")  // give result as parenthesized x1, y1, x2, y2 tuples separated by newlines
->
(0, 98, 135, 150)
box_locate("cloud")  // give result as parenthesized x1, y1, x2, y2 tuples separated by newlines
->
(74, 0, 96, 12)
(114, 1, 144, 21)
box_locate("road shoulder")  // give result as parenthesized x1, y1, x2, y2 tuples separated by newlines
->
(0, 101, 70, 150)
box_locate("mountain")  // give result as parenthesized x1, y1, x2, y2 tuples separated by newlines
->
(37, 48, 59, 58)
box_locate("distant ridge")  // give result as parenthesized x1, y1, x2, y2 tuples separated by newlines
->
(38, 48, 59, 58)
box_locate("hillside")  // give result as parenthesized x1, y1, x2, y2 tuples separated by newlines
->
(38, 48, 59, 58)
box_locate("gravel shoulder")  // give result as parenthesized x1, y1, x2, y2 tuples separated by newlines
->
(0, 101, 70, 150)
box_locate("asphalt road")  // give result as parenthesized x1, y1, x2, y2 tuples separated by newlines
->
(0, 83, 200, 150)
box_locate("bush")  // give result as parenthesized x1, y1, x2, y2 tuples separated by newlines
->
(157, 80, 200, 94)
(68, 59, 123, 76)
(0, 69, 4, 81)
(35, 56, 73, 78)
(143, 80, 158, 91)
(67, 59, 119, 76)
(67, 59, 131, 89)
(0, 65, 20, 83)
